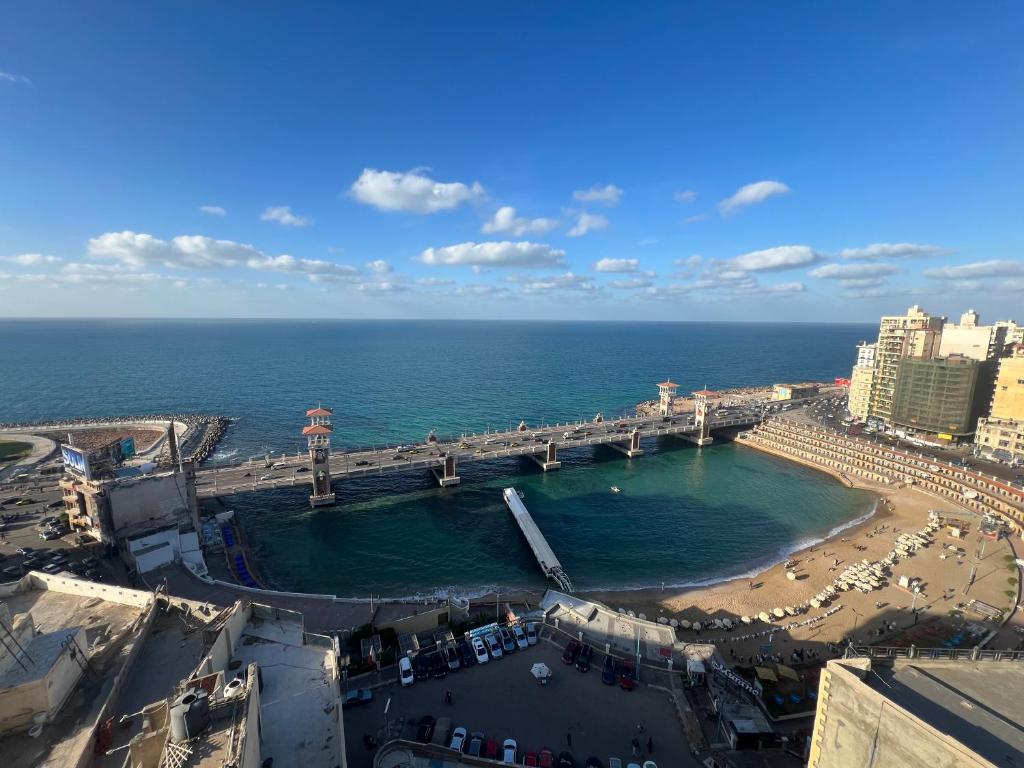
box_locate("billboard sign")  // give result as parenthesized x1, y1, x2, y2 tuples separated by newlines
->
(61, 445, 92, 480)
(120, 436, 136, 460)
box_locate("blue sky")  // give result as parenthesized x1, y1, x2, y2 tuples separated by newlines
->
(1, 3, 1022, 321)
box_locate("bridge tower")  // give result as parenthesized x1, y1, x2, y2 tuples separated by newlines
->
(692, 389, 719, 447)
(303, 405, 336, 507)
(657, 379, 679, 416)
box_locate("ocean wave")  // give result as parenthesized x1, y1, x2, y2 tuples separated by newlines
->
(213, 448, 240, 460)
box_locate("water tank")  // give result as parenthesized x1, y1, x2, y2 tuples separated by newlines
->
(169, 689, 210, 742)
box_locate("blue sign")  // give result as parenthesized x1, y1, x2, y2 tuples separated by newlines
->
(61, 445, 91, 479)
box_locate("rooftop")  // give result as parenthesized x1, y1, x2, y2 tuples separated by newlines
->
(865, 659, 1024, 766)
(306, 407, 333, 417)
(302, 424, 333, 435)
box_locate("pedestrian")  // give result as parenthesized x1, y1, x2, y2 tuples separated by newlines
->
(631, 738, 640, 756)
(647, 736, 654, 754)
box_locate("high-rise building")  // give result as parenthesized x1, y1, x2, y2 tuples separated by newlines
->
(974, 417, 1024, 464)
(890, 354, 995, 440)
(937, 309, 1006, 361)
(847, 342, 876, 421)
(868, 305, 944, 424)
(990, 347, 1024, 421)
(994, 319, 1023, 347)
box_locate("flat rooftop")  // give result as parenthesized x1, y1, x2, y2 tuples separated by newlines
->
(867, 659, 1024, 766)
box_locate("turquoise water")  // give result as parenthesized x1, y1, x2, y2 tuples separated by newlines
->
(0, 319, 876, 596)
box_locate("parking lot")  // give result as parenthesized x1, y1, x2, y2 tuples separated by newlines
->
(343, 639, 696, 767)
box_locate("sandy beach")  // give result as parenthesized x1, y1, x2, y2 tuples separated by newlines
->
(580, 469, 1019, 658)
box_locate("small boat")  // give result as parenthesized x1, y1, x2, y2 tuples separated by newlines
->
(517, 489, 525, 499)
(610, 486, 621, 494)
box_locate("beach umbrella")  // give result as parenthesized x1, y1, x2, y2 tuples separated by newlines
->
(786, 571, 797, 581)
(530, 662, 551, 681)
(741, 615, 752, 624)
(722, 618, 733, 628)
(669, 619, 678, 629)
(680, 620, 691, 629)
(691, 621, 702, 631)
(713, 619, 723, 629)
(809, 598, 821, 609)
(638, 613, 646, 621)
(785, 606, 796, 616)
(758, 611, 771, 623)
(772, 607, 785, 619)
(657, 617, 669, 625)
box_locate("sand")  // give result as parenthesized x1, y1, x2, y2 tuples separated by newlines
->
(580, 475, 1019, 658)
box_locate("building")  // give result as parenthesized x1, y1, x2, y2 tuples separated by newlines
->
(890, 354, 995, 440)
(771, 383, 819, 401)
(990, 348, 1024, 421)
(937, 309, 1007, 361)
(847, 342, 876, 421)
(807, 657, 1024, 768)
(994, 319, 1023, 347)
(868, 305, 944, 424)
(974, 418, 1024, 464)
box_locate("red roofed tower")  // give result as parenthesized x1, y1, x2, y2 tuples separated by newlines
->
(692, 388, 719, 446)
(303, 405, 336, 507)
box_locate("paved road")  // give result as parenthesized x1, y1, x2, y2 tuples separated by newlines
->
(195, 406, 764, 498)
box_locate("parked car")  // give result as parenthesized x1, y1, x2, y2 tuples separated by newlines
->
(457, 638, 476, 667)
(619, 661, 636, 691)
(342, 689, 373, 708)
(512, 624, 529, 650)
(399, 656, 415, 687)
(467, 732, 485, 757)
(502, 738, 518, 764)
(524, 752, 540, 766)
(2, 566, 21, 580)
(16, 547, 34, 556)
(539, 748, 555, 768)
(85, 568, 103, 581)
(472, 636, 490, 664)
(499, 627, 517, 654)
(430, 652, 448, 679)
(584, 758, 603, 767)
(556, 752, 576, 768)
(443, 642, 460, 672)
(485, 632, 503, 659)
(525, 623, 539, 645)
(39, 530, 60, 541)
(562, 640, 580, 665)
(413, 653, 431, 680)
(449, 726, 468, 752)
(575, 644, 593, 673)
(601, 655, 617, 685)
(416, 715, 436, 743)
(485, 739, 499, 760)
(430, 717, 452, 747)
(41, 563, 62, 574)
(82, 556, 100, 569)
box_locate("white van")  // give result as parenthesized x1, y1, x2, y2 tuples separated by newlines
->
(399, 656, 414, 687)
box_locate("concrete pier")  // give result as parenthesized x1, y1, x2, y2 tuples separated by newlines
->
(503, 487, 573, 592)
(431, 453, 461, 487)
(609, 428, 644, 458)
(529, 441, 562, 471)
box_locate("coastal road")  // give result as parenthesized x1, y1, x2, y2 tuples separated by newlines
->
(193, 405, 764, 498)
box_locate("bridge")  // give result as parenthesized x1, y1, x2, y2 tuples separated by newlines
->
(194, 396, 760, 501)
(503, 487, 573, 592)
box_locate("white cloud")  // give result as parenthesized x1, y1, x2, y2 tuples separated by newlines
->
(482, 206, 559, 236)
(924, 260, 1024, 279)
(457, 284, 508, 296)
(683, 214, 707, 225)
(420, 241, 566, 268)
(567, 213, 608, 237)
(674, 190, 697, 204)
(505, 272, 596, 293)
(88, 231, 261, 269)
(761, 281, 805, 294)
(246, 254, 358, 282)
(0, 71, 31, 85)
(719, 180, 790, 215)
(839, 242, 948, 260)
(350, 168, 484, 213)
(414, 277, 455, 286)
(2, 253, 62, 266)
(809, 263, 899, 279)
(261, 205, 311, 227)
(357, 280, 409, 293)
(256, 282, 289, 291)
(365, 259, 392, 273)
(199, 205, 226, 216)
(673, 255, 703, 268)
(643, 284, 693, 299)
(731, 245, 820, 272)
(573, 184, 622, 206)
(594, 257, 638, 273)
(609, 278, 653, 289)
(839, 277, 887, 289)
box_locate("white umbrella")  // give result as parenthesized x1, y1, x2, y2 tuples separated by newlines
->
(772, 607, 785, 619)
(758, 611, 771, 623)
(722, 618, 733, 628)
(740, 615, 752, 624)
(657, 617, 669, 625)
(680, 619, 691, 629)
(692, 621, 702, 631)
(530, 662, 551, 680)
(713, 619, 723, 629)
(669, 619, 678, 629)
(638, 613, 646, 621)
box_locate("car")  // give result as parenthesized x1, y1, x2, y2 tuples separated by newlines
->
(295, 466, 310, 473)
(485, 632, 503, 659)
(618, 661, 636, 691)
(443, 642, 460, 672)
(258, 474, 273, 481)
(41, 563, 62, 574)
(3, 566, 21, 580)
(15, 499, 33, 506)
(85, 568, 103, 581)
(601, 654, 617, 684)
(39, 530, 60, 541)
(49, 554, 68, 565)
(399, 656, 414, 687)
(471, 636, 490, 664)
(575, 644, 593, 672)
(46, 500, 64, 509)
(430, 652, 448, 679)
(450, 726, 468, 752)
(525, 623, 539, 645)
(524, 752, 540, 767)
(467, 732, 485, 757)
(413, 653, 431, 680)
(16, 547, 34, 556)
(512, 624, 529, 650)
(415, 715, 436, 743)
(485, 739, 499, 760)
(430, 717, 452, 747)
(342, 689, 373, 708)
(539, 748, 555, 768)
(457, 638, 476, 667)
(502, 738, 518, 764)
(355, 459, 370, 466)
(66, 561, 86, 576)
(82, 556, 100, 568)
(562, 640, 580, 665)
(584, 759, 603, 768)
(499, 627, 516, 654)
(556, 752, 576, 768)
(271, 462, 286, 469)
(391, 454, 404, 461)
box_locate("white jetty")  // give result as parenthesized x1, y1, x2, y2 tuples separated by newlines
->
(503, 487, 574, 593)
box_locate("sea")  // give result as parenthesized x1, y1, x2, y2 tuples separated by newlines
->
(0, 319, 878, 598)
